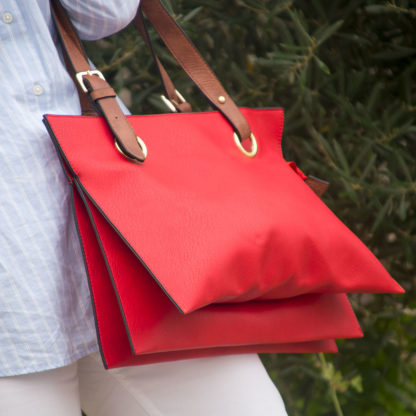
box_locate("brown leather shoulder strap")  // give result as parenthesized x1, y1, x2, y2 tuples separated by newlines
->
(139, 0, 252, 141)
(51, 0, 146, 162)
(51, 1, 96, 116)
(134, 10, 192, 113)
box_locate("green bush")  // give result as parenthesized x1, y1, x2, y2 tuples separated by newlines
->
(85, 1, 416, 414)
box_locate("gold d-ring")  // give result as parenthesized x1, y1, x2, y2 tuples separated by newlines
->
(233, 132, 258, 157)
(115, 136, 148, 163)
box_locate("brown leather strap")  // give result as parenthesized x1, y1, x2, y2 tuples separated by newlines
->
(89, 87, 117, 102)
(52, 1, 96, 116)
(134, 11, 192, 113)
(139, 0, 252, 141)
(51, 0, 146, 162)
(62, 52, 97, 117)
(83, 75, 146, 162)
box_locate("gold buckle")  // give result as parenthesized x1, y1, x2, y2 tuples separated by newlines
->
(160, 89, 187, 113)
(76, 70, 106, 93)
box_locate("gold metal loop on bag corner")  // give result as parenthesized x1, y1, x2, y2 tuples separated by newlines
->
(115, 136, 148, 163)
(233, 132, 258, 158)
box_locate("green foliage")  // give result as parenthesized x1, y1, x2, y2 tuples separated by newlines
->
(85, 0, 416, 414)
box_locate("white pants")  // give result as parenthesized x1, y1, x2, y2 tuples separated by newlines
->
(0, 353, 288, 415)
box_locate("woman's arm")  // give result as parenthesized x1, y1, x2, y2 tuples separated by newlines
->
(60, 0, 141, 40)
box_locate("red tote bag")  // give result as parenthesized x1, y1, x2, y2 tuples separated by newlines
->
(44, 0, 402, 368)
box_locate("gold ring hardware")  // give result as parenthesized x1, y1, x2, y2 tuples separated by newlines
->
(233, 132, 258, 158)
(115, 136, 148, 163)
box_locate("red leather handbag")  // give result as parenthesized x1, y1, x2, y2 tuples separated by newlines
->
(44, 0, 402, 368)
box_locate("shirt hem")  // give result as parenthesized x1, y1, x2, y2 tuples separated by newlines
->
(0, 344, 99, 377)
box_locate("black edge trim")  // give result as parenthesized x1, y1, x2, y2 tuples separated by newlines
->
(73, 179, 137, 356)
(70, 188, 109, 369)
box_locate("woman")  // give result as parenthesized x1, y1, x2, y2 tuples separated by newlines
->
(0, 1, 288, 415)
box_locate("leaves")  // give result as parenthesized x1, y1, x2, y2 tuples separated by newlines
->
(315, 19, 344, 46)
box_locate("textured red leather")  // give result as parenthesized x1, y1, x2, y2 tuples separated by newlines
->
(72, 185, 364, 368)
(44, 108, 402, 316)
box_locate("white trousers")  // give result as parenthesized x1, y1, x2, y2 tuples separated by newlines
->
(0, 352, 288, 416)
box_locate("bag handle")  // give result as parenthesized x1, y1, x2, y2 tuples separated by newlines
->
(134, 9, 192, 113)
(52, 0, 147, 162)
(138, 0, 252, 142)
(51, 0, 254, 162)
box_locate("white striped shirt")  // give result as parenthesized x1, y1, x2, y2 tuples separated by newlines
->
(0, 0, 140, 377)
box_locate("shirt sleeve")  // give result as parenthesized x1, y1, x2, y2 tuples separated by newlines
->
(60, 0, 141, 40)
